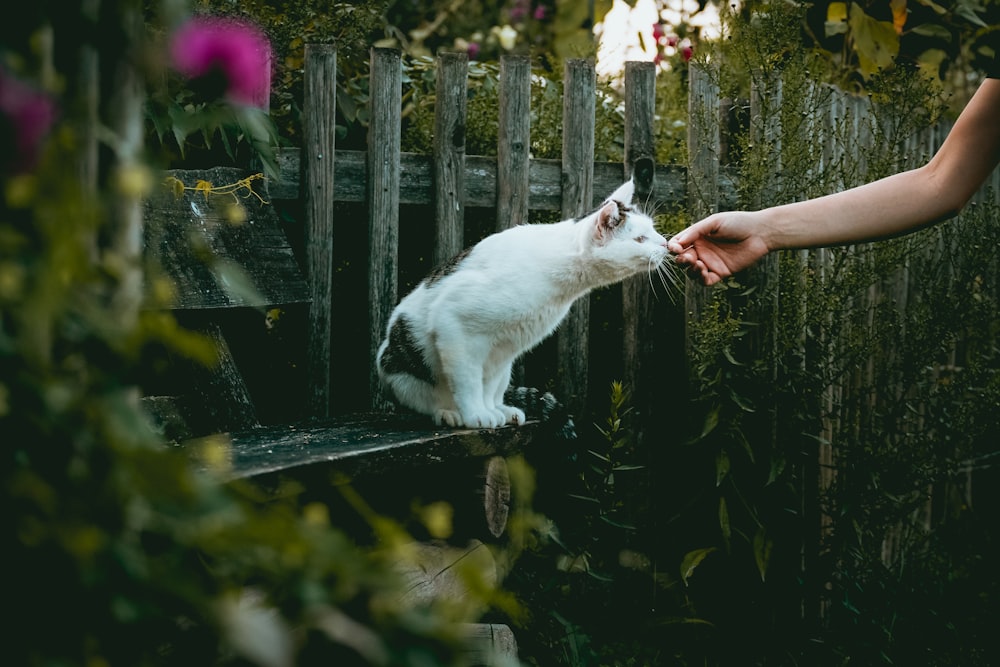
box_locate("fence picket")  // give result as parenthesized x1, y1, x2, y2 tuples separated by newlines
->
(497, 56, 531, 232)
(622, 61, 658, 427)
(302, 44, 337, 418)
(684, 63, 720, 351)
(367, 47, 402, 410)
(433, 52, 468, 266)
(557, 58, 596, 416)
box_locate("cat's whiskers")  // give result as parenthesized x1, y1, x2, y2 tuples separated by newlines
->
(647, 256, 684, 303)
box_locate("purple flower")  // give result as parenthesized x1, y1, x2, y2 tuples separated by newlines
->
(0, 67, 56, 175)
(169, 16, 272, 108)
(533, 5, 547, 20)
(467, 42, 481, 60)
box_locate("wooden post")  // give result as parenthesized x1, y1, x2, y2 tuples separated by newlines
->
(496, 56, 531, 232)
(107, 0, 145, 330)
(368, 48, 402, 411)
(302, 44, 337, 418)
(684, 64, 720, 349)
(433, 52, 469, 266)
(497, 55, 531, 387)
(621, 61, 657, 429)
(556, 58, 596, 417)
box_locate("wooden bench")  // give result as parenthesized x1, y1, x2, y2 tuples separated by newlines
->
(140, 165, 556, 665)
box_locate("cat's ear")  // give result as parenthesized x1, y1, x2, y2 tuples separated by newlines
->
(606, 178, 635, 206)
(594, 200, 623, 243)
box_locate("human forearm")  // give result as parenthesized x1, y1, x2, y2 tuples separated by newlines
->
(761, 165, 956, 251)
(762, 78, 1000, 252)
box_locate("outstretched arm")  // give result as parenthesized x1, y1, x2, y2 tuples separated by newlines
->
(670, 78, 1000, 286)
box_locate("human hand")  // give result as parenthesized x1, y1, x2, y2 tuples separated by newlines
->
(668, 211, 772, 286)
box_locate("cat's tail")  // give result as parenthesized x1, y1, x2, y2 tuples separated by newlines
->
(503, 386, 577, 441)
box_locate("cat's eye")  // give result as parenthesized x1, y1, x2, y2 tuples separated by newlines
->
(635, 235, 647, 243)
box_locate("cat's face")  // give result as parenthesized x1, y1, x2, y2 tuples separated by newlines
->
(586, 181, 669, 274)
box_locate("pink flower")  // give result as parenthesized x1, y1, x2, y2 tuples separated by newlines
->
(534, 5, 547, 20)
(652, 23, 666, 41)
(467, 42, 481, 60)
(169, 16, 272, 108)
(0, 67, 56, 175)
(681, 45, 694, 62)
(666, 35, 679, 48)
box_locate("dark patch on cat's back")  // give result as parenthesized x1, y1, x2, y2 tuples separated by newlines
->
(379, 315, 434, 383)
(425, 246, 473, 287)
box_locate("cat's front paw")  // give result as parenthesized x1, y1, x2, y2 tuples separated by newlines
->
(459, 408, 506, 429)
(498, 405, 527, 426)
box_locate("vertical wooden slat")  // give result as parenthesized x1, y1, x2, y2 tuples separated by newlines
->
(302, 44, 337, 418)
(497, 56, 531, 232)
(556, 58, 596, 416)
(621, 61, 657, 427)
(368, 47, 403, 410)
(684, 64, 720, 350)
(433, 52, 469, 266)
(496, 55, 531, 388)
(747, 70, 782, 391)
(107, 0, 145, 330)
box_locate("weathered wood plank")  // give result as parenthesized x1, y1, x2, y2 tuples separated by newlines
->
(460, 623, 519, 665)
(302, 44, 337, 418)
(684, 64, 720, 349)
(271, 148, 695, 211)
(496, 55, 531, 231)
(556, 58, 596, 416)
(224, 413, 541, 481)
(433, 52, 469, 265)
(621, 61, 658, 429)
(392, 540, 497, 612)
(143, 167, 310, 309)
(368, 47, 402, 410)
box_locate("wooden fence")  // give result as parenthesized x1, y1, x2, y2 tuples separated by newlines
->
(274, 46, 694, 425)
(267, 45, 1000, 598)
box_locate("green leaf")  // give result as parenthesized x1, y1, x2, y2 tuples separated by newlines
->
(699, 406, 720, 440)
(587, 449, 611, 463)
(911, 24, 952, 40)
(753, 527, 773, 582)
(599, 515, 636, 530)
(730, 390, 756, 413)
(715, 450, 730, 487)
(913, 0, 948, 14)
(849, 2, 899, 76)
(719, 497, 731, 552)
(680, 547, 717, 586)
(722, 347, 743, 366)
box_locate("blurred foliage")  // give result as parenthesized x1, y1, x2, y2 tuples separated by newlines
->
(731, 0, 1000, 109)
(2, 2, 530, 665)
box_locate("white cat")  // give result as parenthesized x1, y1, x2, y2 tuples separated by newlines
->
(375, 179, 671, 428)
